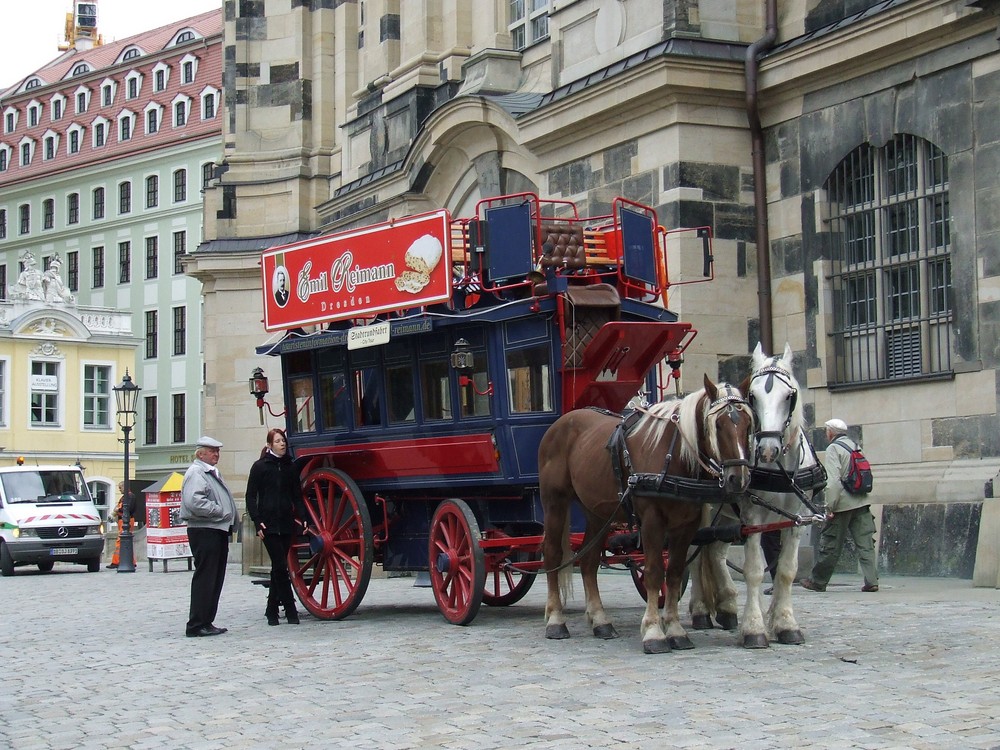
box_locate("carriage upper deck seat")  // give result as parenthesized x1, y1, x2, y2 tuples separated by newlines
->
(531, 224, 624, 367)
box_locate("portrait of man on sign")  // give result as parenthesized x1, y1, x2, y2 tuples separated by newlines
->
(273, 266, 290, 307)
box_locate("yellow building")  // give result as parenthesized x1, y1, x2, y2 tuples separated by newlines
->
(0, 250, 140, 519)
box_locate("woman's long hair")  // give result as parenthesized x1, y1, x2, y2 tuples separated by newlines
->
(261, 427, 288, 459)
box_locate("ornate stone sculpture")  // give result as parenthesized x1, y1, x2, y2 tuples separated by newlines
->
(42, 255, 75, 304)
(11, 251, 44, 301)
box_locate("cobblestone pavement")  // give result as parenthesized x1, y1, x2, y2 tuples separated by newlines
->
(1, 564, 998, 750)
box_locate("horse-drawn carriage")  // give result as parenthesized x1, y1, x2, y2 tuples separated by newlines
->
(254, 192, 826, 651)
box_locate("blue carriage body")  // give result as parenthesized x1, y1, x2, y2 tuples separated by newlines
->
(255, 193, 709, 621)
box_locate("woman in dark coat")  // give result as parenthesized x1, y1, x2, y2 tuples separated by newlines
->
(246, 428, 306, 625)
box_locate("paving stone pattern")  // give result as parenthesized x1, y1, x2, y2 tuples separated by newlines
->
(1, 566, 998, 749)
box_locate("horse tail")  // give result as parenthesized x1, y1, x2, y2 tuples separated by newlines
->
(558, 519, 574, 602)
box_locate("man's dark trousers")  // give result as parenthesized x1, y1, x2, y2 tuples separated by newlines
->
(187, 527, 229, 632)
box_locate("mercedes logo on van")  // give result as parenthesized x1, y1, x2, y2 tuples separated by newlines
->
(57, 526, 68, 538)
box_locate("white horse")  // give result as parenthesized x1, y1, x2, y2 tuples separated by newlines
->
(688, 343, 827, 648)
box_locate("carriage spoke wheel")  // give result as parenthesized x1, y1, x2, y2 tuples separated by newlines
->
(289, 468, 374, 620)
(630, 553, 689, 607)
(428, 499, 486, 625)
(482, 529, 538, 607)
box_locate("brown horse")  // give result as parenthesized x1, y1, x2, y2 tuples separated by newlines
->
(539, 374, 754, 654)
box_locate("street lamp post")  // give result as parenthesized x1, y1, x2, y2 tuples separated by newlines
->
(113, 370, 141, 574)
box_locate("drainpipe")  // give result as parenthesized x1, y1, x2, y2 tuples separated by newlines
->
(745, 0, 778, 355)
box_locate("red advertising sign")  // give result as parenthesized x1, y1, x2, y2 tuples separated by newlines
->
(261, 209, 453, 331)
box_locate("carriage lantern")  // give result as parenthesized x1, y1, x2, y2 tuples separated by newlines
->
(450, 339, 475, 373)
(249, 367, 270, 425)
(451, 338, 493, 397)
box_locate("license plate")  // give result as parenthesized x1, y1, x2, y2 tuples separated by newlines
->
(50, 548, 77, 555)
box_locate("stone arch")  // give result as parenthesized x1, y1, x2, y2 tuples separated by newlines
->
(406, 97, 541, 217)
(11, 309, 91, 341)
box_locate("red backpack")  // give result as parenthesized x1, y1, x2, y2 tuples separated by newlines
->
(833, 438, 873, 495)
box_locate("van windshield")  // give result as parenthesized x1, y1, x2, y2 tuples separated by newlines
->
(0, 471, 91, 504)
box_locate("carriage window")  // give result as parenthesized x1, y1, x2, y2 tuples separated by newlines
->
(319, 371, 349, 431)
(459, 351, 492, 419)
(289, 376, 316, 433)
(386, 364, 415, 423)
(507, 345, 553, 413)
(421, 360, 452, 420)
(353, 367, 382, 426)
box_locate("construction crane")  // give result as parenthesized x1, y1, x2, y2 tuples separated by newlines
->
(58, 1, 103, 52)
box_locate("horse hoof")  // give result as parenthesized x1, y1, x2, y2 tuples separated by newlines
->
(643, 638, 671, 654)
(742, 633, 770, 649)
(690, 614, 713, 630)
(667, 635, 695, 651)
(545, 624, 571, 640)
(593, 623, 619, 640)
(776, 629, 805, 645)
(715, 612, 739, 631)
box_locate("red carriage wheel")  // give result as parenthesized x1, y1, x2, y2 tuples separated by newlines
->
(428, 499, 486, 625)
(289, 468, 374, 620)
(482, 529, 538, 607)
(630, 554, 690, 607)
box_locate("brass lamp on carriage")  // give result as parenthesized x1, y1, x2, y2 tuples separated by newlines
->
(249, 367, 287, 424)
(450, 338, 493, 397)
(249, 367, 270, 425)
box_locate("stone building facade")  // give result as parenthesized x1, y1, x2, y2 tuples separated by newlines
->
(189, 0, 999, 581)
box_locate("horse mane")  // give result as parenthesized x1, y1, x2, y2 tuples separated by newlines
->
(633, 387, 719, 471)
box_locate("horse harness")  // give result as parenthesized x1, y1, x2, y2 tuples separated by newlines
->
(603, 385, 753, 516)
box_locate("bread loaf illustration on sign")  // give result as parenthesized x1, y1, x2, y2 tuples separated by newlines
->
(395, 234, 443, 293)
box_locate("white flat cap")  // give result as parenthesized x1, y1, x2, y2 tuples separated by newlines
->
(196, 435, 224, 448)
(824, 418, 848, 434)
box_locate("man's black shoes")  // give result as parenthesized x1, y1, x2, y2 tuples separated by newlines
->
(185, 624, 228, 637)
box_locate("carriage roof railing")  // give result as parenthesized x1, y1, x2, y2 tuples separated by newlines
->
(258, 193, 715, 335)
(449, 192, 715, 306)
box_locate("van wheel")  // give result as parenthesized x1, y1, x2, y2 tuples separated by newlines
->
(37, 561, 55, 572)
(0, 542, 14, 577)
(86, 558, 101, 573)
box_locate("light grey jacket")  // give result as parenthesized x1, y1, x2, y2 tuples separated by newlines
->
(823, 436, 870, 514)
(180, 459, 239, 532)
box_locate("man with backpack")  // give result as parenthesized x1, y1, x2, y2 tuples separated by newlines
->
(801, 418, 880, 593)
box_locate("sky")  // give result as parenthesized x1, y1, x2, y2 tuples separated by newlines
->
(1, 0, 222, 88)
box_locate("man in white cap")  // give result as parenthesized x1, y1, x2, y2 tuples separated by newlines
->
(180, 436, 239, 636)
(801, 419, 879, 593)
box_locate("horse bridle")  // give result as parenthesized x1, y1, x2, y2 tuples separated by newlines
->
(748, 360, 798, 452)
(700, 385, 754, 478)
(629, 386, 753, 482)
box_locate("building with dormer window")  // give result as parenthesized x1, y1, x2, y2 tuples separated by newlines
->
(0, 9, 221, 492)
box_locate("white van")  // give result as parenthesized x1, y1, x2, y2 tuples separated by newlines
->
(0, 464, 105, 576)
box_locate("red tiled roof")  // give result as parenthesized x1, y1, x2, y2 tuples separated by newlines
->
(7, 10, 222, 93)
(0, 10, 222, 188)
